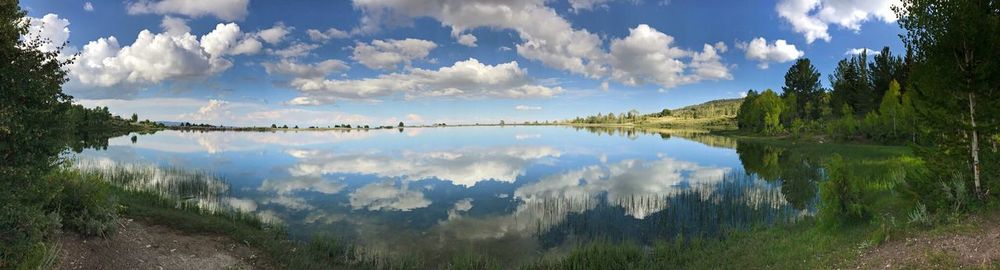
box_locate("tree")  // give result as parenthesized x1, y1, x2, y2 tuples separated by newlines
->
(878, 80, 904, 139)
(1, 1, 76, 265)
(781, 92, 799, 126)
(898, 0, 1000, 198)
(131, 113, 138, 122)
(737, 90, 760, 130)
(782, 58, 822, 119)
(398, 121, 404, 127)
(869, 47, 905, 109)
(752, 90, 785, 135)
(271, 124, 277, 128)
(830, 53, 876, 116)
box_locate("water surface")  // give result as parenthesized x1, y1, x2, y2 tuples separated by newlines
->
(75, 126, 816, 265)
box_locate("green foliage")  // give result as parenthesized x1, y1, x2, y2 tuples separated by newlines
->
(833, 105, 857, 139)
(527, 242, 648, 270)
(49, 168, 120, 237)
(899, 0, 1000, 201)
(782, 58, 823, 119)
(737, 89, 786, 135)
(818, 155, 868, 229)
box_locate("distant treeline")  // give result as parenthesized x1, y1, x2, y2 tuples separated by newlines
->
(567, 98, 740, 125)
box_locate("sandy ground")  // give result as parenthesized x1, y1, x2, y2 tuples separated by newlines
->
(57, 218, 271, 270)
(856, 214, 1000, 269)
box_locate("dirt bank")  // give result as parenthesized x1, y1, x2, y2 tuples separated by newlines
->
(57, 218, 271, 270)
(856, 214, 1000, 269)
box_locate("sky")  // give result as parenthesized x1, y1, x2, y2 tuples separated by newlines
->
(20, 0, 905, 127)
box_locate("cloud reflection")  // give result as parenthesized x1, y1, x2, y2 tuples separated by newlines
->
(287, 146, 561, 187)
(349, 182, 431, 211)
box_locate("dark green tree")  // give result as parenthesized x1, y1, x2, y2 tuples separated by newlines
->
(868, 47, 905, 110)
(0, 0, 76, 265)
(898, 0, 1000, 198)
(782, 58, 822, 119)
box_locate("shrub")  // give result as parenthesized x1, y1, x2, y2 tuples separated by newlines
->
(49, 168, 120, 237)
(818, 154, 868, 229)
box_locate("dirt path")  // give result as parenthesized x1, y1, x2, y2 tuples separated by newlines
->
(856, 214, 1000, 269)
(57, 218, 271, 270)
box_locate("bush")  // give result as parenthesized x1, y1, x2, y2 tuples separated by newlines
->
(818, 154, 868, 229)
(49, 168, 120, 237)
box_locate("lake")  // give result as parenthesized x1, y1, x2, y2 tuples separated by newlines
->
(73, 126, 818, 266)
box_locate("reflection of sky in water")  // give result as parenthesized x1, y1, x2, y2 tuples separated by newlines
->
(75, 127, 806, 264)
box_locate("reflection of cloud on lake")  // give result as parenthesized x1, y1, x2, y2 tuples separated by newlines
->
(258, 176, 346, 195)
(349, 182, 431, 211)
(448, 198, 474, 220)
(264, 195, 315, 211)
(515, 133, 541, 140)
(225, 197, 258, 212)
(435, 157, 734, 239)
(110, 130, 375, 153)
(287, 146, 562, 187)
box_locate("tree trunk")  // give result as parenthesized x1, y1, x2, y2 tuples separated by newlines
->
(968, 92, 982, 197)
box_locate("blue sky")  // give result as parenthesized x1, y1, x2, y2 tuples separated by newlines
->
(20, 0, 904, 126)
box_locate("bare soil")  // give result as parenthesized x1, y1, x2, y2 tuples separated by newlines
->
(856, 214, 1000, 269)
(57, 218, 271, 270)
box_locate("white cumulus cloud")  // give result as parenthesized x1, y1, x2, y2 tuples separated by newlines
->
(306, 27, 349, 42)
(739, 37, 804, 69)
(776, 0, 901, 43)
(127, 0, 250, 21)
(351, 38, 437, 71)
(256, 22, 292, 45)
(286, 58, 563, 104)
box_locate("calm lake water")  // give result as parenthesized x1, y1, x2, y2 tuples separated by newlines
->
(74, 126, 818, 265)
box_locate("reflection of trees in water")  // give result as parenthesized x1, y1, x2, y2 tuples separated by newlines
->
(735, 141, 821, 210)
(534, 171, 802, 247)
(570, 126, 737, 148)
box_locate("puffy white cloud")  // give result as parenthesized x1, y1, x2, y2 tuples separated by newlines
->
(608, 24, 730, 88)
(126, 0, 250, 21)
(349, 182, 431, 211)
(286, 58, 563, 104)
(26, 14, 71, 54)
(739, 37, 804, 69)
(351, 1, 732, 90)
(456, 34, 477, 47)
(351, 38, 437, 70)
(306, 27, 349, 42)
(84, 2, 94, 11)
(256, 22, 291, 45)
(69, 30, 232, 94)
(268, 42, 319, 58)
(352, 0, 606, 78)
(689, 43, 733, 81)
(845, 47, 878, 56)
(777, 0, 901, 43)
(262, 59, 349, 79)
(200, 23, 262, 57)
(515, 105, 541, 111)
(568, 0, 612, 12)
(160, 16, 191, 36)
